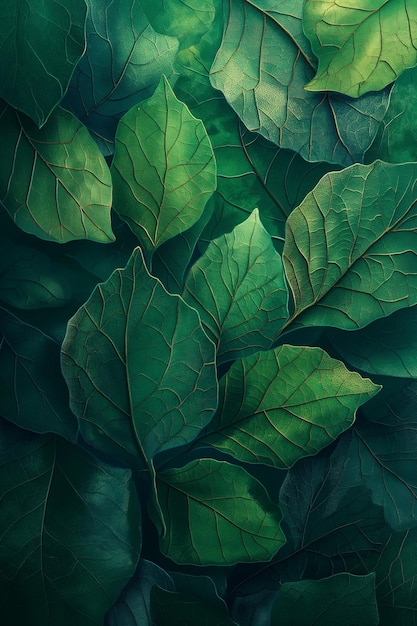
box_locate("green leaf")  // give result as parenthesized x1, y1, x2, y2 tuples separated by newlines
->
(149, 458, 285, 565)
(0, 427, 141, 626)
(183, 210, 289, 363)
(270, 573, 379, 626)
(61, 246, 217, 469)
(143, 0, 216, 49)
(150, 585, 235, 626)
(111, 76, 216, 261)
(209, 0, 389, 165)
(304, 0, 417, 98)
(282, 160, 417, 332)
(0, 103, 114, 244)
(0, 307, 78, 441)
(62, 0, 179, 155)
(0, 0, 86, 127)
(197, 345, 379, 468)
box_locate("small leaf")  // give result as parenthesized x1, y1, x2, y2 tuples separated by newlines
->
(150, 458, 285, 565)
(183, 210, 289, 363)
(0, 103, 114, 244)
(0, 307, 78, 441)
(0, 0, 86, 126)
(62, 0, 179, 155)
(0, 427, 141, 626)
(283, 160, 417, 331)
(198, 345, 379, 468)
(61, 247, 217, 469)
(111, 76, 216, 260)
(304, 0, 417, 98)
(270, 573, 379, 625)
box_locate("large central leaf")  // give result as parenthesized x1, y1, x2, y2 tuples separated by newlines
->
(61, 247, 217, 469)
(209, 0, 389, 165)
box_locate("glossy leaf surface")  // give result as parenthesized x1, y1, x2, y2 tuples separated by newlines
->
(111, 76, 216, 260)
(183, 210, 289, 363)
(0, 0, 86, 126)
(304, 0, 417, 97)
(283, 161, 417, 331)
(61, 247, 217, 469)
(0, 103, 114, 243)
(150, 458, 285, 565)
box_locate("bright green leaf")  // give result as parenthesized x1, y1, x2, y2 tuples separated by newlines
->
(0, 103, 114, 244)
(150, 458, 285, 565)
(183, 210, 289, 363)
(0, 427, 141, 626)
(304, 0, 417, 98)
(0, 0, 86, 127)
(198, 345, 379, 468)
(143, 0, 216, 49)
(0, 308, 78, 441)
(270, 573, 379, 626)
(111, 76, 216, 260)
(283, 160, 417, 332)
(61, 247, 217, 469)
(209, 0, 389, 165)
(62, 0, 179, 155)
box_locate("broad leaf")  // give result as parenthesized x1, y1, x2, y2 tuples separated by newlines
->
(143, 0, 216, 49)
(197, 345, 379, 468)
(0, 0, 86, 127)
(283, 160, 417, 332)
(304, 0, 417, 98)
(149, 458, 285, 565)
(62, 0, 179, 155)
(111, 76, 216, 260)
(150, 585, 235, 626)
(270, 573, 379, 626)
(0, 426, 141, 626)
(183, 210, 289, 363)
(61, 247, 217, 469)
(209, 0, 389, 165)
(0, 308, 78, 441)
(0, 103, 114, 243)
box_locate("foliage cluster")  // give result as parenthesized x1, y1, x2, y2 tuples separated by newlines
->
(1, 0, 417, 624)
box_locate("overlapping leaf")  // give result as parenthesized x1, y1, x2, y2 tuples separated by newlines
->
(270, 573, 379, 625)
(111, 76, 216, 261)
(61, 247, 217, 469)
(282, 160, 417, 332)
(62, 0, 179, 155)
(183, 210, 289, 363)
(209, 0, 389, 165)
(0, 426, 141, 626)
(0, 0, 86, 127)
(304, 0, 417, 98)
(0, 103, 114, 243)
(143, 0, 216, 49)
(197, 345, 379, 467)
(150, 458, 285, 565)
(150, 585, 235, 626)
(0, 308, 78, 441)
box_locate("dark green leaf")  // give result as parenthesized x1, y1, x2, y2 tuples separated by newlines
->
(304, 0, 417, 97)
(198, 345, 379, 468)
(0, 427, 141, 626)
(150, 585, 235, 626)
(283, 161, 417, 332)
(0, 0, 86, 126)
(61, 247, 217, 469)
(209, 0, 389, 165)
(111, 76, 216, 261)
(270, 573, 379, 626)
(0, 307, 78, 441)
(0, 103, 114, 243)
(183, 210, 289, 363)
(62, 0, 179, 155)
(149, 458, 285, 565)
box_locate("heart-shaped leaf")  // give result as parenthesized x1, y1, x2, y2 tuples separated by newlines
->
(0, 103, 114, 243)
(61, 246, 217, 469)
(304, 0, 417, 98)
(111, 76, 216, 260)
(150, 458, 285, 565)
(183, 210, 289, 363)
